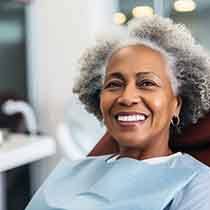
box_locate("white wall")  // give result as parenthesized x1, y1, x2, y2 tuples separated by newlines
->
(26, 0, 118, 193)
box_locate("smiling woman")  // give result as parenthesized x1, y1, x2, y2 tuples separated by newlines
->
(100, 45, 181, 160)
(24, 15, 210, 210)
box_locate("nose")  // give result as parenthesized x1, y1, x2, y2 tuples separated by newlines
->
(117, 84, 141, 106)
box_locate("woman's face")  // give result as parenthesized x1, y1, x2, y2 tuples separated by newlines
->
(100, 45, 181, 156)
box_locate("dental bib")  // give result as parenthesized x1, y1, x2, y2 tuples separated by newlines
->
(25, 154, 197, 210)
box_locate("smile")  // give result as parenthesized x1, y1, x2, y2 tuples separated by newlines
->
(115, 112, 148, 123)
(118, 114, 146, 122)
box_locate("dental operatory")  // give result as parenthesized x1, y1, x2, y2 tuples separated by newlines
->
(1, 0, 210, 210)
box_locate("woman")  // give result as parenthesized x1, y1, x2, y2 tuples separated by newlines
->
(25, 15, 210, 210)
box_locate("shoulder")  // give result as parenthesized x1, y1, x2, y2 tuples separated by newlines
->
(170, 153, 210, 210)
(176, 153, 210, 199)
(176, 153, 210, 173)
(170, 172, 210, 210)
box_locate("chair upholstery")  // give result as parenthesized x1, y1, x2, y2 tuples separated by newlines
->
(88, 112, 210, 166)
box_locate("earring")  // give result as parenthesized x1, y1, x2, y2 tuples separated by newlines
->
(171, 116, 180, 127)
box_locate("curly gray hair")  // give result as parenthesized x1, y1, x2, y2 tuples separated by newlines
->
(73, 15, 210, 132)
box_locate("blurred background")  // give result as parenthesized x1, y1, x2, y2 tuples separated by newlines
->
(0, 0, 209, 210)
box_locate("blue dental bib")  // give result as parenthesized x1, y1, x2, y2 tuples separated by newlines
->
(25, 155, 197, 210)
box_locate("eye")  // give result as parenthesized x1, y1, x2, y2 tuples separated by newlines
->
(137, 80, 157, 88)
(104, 81, 123, 90)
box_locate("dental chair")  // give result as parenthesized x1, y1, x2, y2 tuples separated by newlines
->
(88, 112, 210, 166)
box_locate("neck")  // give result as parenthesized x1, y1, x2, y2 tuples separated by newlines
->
(118, 147, 173, 161)
(118, 137, 173, 160)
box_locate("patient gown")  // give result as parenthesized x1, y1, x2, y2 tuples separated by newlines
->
(25, 152, 210, 210)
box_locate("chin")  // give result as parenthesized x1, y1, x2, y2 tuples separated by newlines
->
(113, 133, 149, 148)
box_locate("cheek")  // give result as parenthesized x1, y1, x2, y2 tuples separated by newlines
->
(99, 92, 110, 117)
(152, 99, 163, 110)
(151, 97, 167, 111)
(100, 92, 118, 119)
(150, 94, 174, 117)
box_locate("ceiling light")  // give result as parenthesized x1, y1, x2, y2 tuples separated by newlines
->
(174, 0, 196, 12)
(132, 6, 154, 17)
(113, 12, 127, 25)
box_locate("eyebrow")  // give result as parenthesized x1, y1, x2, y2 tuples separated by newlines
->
(106, 71, 161, 81)
(105, 72, 124, 81)
(136, 72, 161, 81)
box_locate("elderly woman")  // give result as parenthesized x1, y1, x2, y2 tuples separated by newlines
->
(25, 15, 210, 210)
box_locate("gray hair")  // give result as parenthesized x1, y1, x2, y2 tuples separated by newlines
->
(73, 15, 210, 132)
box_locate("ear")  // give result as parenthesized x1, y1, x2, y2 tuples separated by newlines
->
(175, 96, 182, 116)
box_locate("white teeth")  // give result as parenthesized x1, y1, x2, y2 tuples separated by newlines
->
(117, 114, 146, 122)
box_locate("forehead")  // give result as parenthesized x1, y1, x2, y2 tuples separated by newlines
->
(106, 45, 168, 78)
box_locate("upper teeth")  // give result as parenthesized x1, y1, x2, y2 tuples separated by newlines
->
(117, 115, 146, 122)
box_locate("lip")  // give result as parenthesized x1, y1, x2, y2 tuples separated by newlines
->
(114, 111, 149, 118)
(114, 111, 149, 128)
